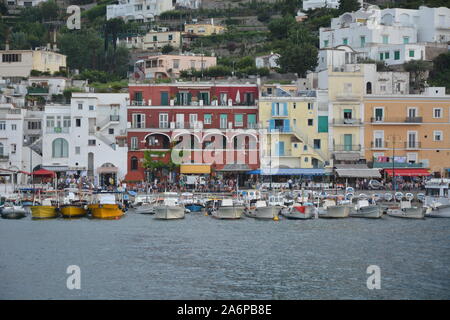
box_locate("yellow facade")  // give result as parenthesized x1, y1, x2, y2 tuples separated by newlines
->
(259, 86, 329, 169)
(327, 66, 365, 162)
(184, 24, 226, 36)
(364, 95, 450, 174)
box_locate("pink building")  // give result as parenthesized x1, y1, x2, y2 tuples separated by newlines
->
(143, 54, 217, 79)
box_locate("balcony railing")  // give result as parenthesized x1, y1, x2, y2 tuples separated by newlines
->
(332, 118, 362, 125)
(371, 141, 386, 149)
(130, 100, 145, 106)
(405, 141, 421, 149)
(46, 127, 69, 133)
(334, 144, 361, 152)
(110, 115, 120, 121)
(27, 87, 49, 94)
(370, 117, 423, 123)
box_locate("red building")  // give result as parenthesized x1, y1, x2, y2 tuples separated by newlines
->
(126, 83, 260, 182)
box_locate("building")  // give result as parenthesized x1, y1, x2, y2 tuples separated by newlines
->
(319, 5, 450, 65)
(258, 84, 330, 174)
(364, 87, 450, 176)
(362, 63, 410, 95)
(255, 53, 280, 70)
(126, 82, 259, 183)
(184, 20, 226, 36)
(41, 93, 128, 186)
(141, 53, 217, 79)
(175, 0, 201, 9)
(6, 0, 46, 6)
(119, 30, 182, 51)
(106, 0, 173, 22)
(303, 0, 341, 11)
(0, 46, 67, 79)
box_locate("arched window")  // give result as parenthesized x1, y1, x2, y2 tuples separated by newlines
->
(131, 157, 138, 171)
(52, 138, 68, 158)
(0, 142, 3, 156)
(366, 82, 372, 94)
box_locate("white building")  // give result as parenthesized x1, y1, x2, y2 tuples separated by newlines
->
(41, 93, 129, 186)
(319, 5, 450, 65)
(255, 53, 280, 69)
(303, 0, 341, 11)
(119, 30, 182, 51)
(175, 0, 201, 9)
(106, 0, 174, 22)
(6, 0, 46, 6)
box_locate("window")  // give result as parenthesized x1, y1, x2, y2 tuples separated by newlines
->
(308, 102, 313, 110)
(308, 119, 313, 126)
(28, 121, 41, 130)
(52, 138, 69, 158)
(2, 54, 21, 62)
(159, 113, 169, 128)
(204, 114, 212, 124)
(173, 59, 180, 69)
(403, 36, 410, 44)
(191, 60, 196, 69)
(304, 157, 309, 162)
(89, 105, 95, 111)
(0, 121, 5, 130)
(12, 124, 17, 130)
(46, 116, 55, 129)
(75, 118, 81, 127)
(343, 109, 352, 119)
(409, 50, 415, 57)
(434, 131, 443, 141)
(374, 131, 384, 148)
(220, 93, 228, 106)
(247, 114, 256, 128)
(360, 36, 366, 47)
(75, 146, 80, 155)
(343, 38, 348, 45)
(293, 103, 296, 109)
(379, 52, 384, 60)
(304, 145, 308, 151)
(324, 40, 329, 47)
(78, 103, 83, 110)
(313, 139, 321, 149)
(394, 50, 400, 60)
(88, 139, 96, 146)
(374, 108, 384, 121)
(108, 128, 114, 135)
(131, 157, 138, 171)
(63, 116, 71, 128)
(132, 114, 145, 128)
(220, 114, 228, 129)
(130, 137, 138, 150)
(135, 4, 142, 10)
(384, 52, 390, 59)
(382, 35, 389, 44)
(11, 144, 16, 154)
(234, 114, 243, 127)
(168, 34, 173, 41)
(433, 108, 443, 118)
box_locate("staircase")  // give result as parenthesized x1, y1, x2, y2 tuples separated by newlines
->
(290, 126, 328, 162)
(93, 132, 117, 150)
(26, 137, 43, 156)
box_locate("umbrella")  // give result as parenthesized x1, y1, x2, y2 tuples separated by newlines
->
(32, 169, 56, 177)
(235, 90, 240, 104)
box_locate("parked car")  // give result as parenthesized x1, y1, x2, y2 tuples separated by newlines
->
(368, 180, 384, 190)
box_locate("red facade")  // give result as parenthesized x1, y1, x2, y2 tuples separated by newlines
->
(126, 83, 260, 182)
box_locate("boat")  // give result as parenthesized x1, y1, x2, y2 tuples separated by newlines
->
(31, 199, 58, 219)
(244, 200, 280, 220)
(135, 202, 156, 214)
(181, 193, 204, 213)
(90, 193, 125, 220)
(154, 196, 185, 220)
(318, 199, 350, 218)
(387, 201, 425, 219)
(1, 203, 27, 219)
(349, 199, 382, 219)
(426, 204, 450, 218)
(280, 202, 315, 219)
(211, 198, 243, 219)
(60, 190, 87, 218)
(384, 193, 393, 201)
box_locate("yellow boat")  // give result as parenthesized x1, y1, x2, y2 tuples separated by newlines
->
(31, 206, 58, 219)
(60, 205, 86, 218)
(91, 204, 124, 220)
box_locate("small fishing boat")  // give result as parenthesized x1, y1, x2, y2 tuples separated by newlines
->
(387, 201, 425, 219)
(90, 193, 125, 220)
(244, 200, 280, 220)
(280, 202, 315, 219)
(318, 199, 350, 218)
(135, 202, 156, 214)
(181, 193, 204, 213)
(31, 199, 58, 219)
(349, 199, 382, 219)
(154, 196, 185, 220)
(1, 203, 27, 219)
(211, 198, 243, 219)
(60, 190, 87, 218)
(425, 205, 450, 218)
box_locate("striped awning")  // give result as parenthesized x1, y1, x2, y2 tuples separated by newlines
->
(336, 168, 381, 178)
(384, 168, 431, 177)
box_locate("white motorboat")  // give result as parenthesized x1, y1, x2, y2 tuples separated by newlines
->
(349, 199, 382, 219)
(212, 199, 243, 219)
(318, 199, 350, 218)
(426, 204, 450, 218)
(280, 202, 315, 219)
(154, 195, 185, 220)
(1, 203, 27, 219)
(244, 200, 280, 220)
(387, 201, 424, 219)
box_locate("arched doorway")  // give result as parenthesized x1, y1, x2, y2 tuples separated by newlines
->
(366, 82, 372, 94)
(98, 163, 118, 187)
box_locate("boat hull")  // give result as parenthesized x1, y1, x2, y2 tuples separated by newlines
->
(91, 204, 124, 220)
(212, 206, 243, 219)
(184, 204, 204, 212)
(60, 206, 86, 218)
(1, 206, 27, 219)
(245, 206, 280, 219)
(426, 205, 450, 218)
(31, 206, 58, 219)
(319, 205, 350, 218)
(154, 206, 185, 220)
(387, 207, 425, 219)
(280, 206, 315, 219)
(349, 205, 383, 219)
(134, 204, 155, 215)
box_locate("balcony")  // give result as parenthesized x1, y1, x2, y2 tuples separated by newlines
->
(332, 118, 362, 126)
(372, 160, 424, 169)
(130, 100, 145, 106)
(0, 154, 9, 161)
(370, 117, 423, 124)
(46, 127, 69, 133)
(405, 141, 421, 149)
(110, 115, 120, 122)
(27, 86, 49, 95)
(334, 144, 361, 152)
(371, 141, 386, 149)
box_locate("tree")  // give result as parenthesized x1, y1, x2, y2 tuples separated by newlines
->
(161, 44, 174, 54)
(268, 16, 296, 40)
(278, 44, 318, 77)
(338, 0, 361, 14)
(404, 60, 432, 93)
(429, 52, 450, 93)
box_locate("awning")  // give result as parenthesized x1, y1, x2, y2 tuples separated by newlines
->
(248, 168, 326, 176)
(216, 164, 251, 172)
(336, 168, 381, 178)
(384, 168, 431, 177)
(97, 166, 119, 174)
(180, 164, 211, 174)
(32, 169, 56, 177)
(334, 152, 361, 161)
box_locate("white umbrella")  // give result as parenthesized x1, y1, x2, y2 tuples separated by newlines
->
(235, 90, 241, 104)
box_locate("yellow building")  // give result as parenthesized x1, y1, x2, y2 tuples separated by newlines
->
(259, 85, 329, 171)
(364, 87, 450, 176)
(0, 47, 67, 78)
(326, 65, 365, 164)
(184, 23, 226, 36)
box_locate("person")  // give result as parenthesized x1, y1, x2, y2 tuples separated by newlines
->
(288, 178, 293, 190)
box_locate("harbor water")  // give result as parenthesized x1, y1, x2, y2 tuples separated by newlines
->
(0, 212, 449, 299)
